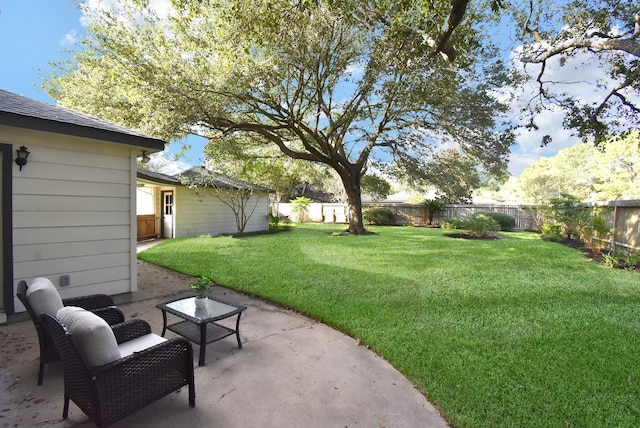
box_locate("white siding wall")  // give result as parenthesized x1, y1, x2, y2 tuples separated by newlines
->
(174, 186, 269, 237)
(3, 126, 138, 307)
(137, 185, 154, 214)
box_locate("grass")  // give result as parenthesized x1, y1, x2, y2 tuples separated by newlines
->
(138, 223, 640, 427)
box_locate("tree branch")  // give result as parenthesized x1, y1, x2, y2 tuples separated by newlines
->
(522, 36, 640, 63)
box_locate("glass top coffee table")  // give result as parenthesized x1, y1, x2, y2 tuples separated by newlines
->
(157, 296, 247, 366)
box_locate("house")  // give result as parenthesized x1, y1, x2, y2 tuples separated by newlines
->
(0, 89, 165, 323)
(137, 166, 271, 238)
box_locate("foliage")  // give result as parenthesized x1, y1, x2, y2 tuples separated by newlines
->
(205, 135, 331, 205)
(189, 275, 214, 298)
(541, 222, 563, 242)
(601, 251, 640, 270)
(290, 197, 311, 221)
(138, 224, 640, 427)
(542, 194, 582, 239)
(515, 133, 640, 204)
(409, 149, 484, 203)
(511, 0, 640, 145)
(47, 0, 516, 235)
(575, 206, 611, 254)
(268, 214, 280, 230)
(362, 207, 395, 225)
(515, 145, 594, 204)
(422, 198, 445, 225)
(589, 133, 640, 201)
(477, 211, 516, 231)
(441, 217, 464, 229)
(180, 170, 264, 234)
(360, 174, 392, 202)
(461, 213, 501, 238)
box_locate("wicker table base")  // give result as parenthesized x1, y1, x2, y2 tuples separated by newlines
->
(157, 297, 246, 366)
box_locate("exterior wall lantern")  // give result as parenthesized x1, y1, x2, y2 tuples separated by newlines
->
(140, 150, 150, 165)
(15, 145, 30, 170)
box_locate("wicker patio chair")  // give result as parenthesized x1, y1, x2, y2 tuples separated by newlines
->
(41, 313, 195, 428)
(16, 279, 125, 385)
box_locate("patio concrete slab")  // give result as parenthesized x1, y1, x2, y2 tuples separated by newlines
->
(0, 251, 449, 428)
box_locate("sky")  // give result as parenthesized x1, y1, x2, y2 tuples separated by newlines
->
(0, 0, 206, 170)
(0, 0, 598, 178)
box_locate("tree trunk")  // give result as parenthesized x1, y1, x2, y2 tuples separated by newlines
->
(342, 174, 367, 235)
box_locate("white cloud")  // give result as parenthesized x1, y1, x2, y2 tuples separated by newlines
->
(60, 30, 78, 46)
(79, 0, 174, 27)
(506, 48, 620, 177)
(147, 150, 193, 175)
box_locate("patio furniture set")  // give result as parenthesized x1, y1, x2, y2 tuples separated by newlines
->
(16, 277, 246, 428)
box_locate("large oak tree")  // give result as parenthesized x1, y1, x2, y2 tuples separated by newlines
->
(47, 0, 515, 234)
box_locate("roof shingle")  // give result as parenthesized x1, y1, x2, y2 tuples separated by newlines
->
(0, 89, 165, 151)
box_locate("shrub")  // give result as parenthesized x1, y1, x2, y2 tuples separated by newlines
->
(363, 207, 395, 225)
(602, 251, 640, 270)
(279, 215, 291, 225)
(477, 212, 516, 231)
(543, 194, 581, 239)
(601, 251, 619, 268)
(541, 223, 563, 242)
(268, 214, 280, 230)
(463, 213, 501, 238)
(422, 199, 445, 225)
(441, 217, 464, 229)
(622, 253, 640, 270)
(575, 207, 610, 254)
(290, 196, 311, 221)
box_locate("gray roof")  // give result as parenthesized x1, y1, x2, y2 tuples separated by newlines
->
(137, 166, 273, 192)
(0, 89, 165, 151)
(137, 168, 179, 185)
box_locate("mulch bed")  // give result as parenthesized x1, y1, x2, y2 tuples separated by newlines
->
(558, 238, 639, 272)
(444, 233, 501, 240)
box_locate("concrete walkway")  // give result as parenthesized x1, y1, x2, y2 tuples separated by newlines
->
(0, 242, 449, 427)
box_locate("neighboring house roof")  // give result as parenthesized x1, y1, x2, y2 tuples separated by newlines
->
(0, 89, 165, 151)
(180, 166, 273, 192)
(137, 166, 273, 192)
(137, 168, 180, 185)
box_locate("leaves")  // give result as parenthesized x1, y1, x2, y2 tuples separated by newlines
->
(514, 0, 640, 144)
(47, 0, 516, 232)
(516, 132, 640, 203)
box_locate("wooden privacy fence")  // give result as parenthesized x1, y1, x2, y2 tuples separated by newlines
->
(274, 202, 539, 230)
(136, 214, 157, 240)
(590, 200, 640, 253)
(274, 200, 640, 253)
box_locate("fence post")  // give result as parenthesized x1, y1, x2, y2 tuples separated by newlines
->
(612, 204, 619, 253)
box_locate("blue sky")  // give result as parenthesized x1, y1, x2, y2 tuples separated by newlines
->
(0, 0, 206, 168)
(1, 1, 591, 178)
(0, 1, 79, 101)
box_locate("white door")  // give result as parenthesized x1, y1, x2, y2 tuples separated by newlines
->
(162, 191, 174, 238)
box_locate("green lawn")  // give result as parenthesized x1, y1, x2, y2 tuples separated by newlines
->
(138, 223, 640, 427)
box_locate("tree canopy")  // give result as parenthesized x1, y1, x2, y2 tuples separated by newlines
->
(511, 0, 640, 145)
(515, 132, 640, 203)
(47, 0, 515, 234)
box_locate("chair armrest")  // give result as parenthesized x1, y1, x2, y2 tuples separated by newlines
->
(92, 338, 193, 384)
(92, 307, 125, 326)
(93, 337, 192, 373)
(111, 319, 152, 344)
(63, 294, 115, 310)
(90, 338, 194, 422)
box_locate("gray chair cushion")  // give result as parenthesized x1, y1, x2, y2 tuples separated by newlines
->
(57, 306, 121, 367)
(26, 277, 64, 315)
(118, 334, 167, 358)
